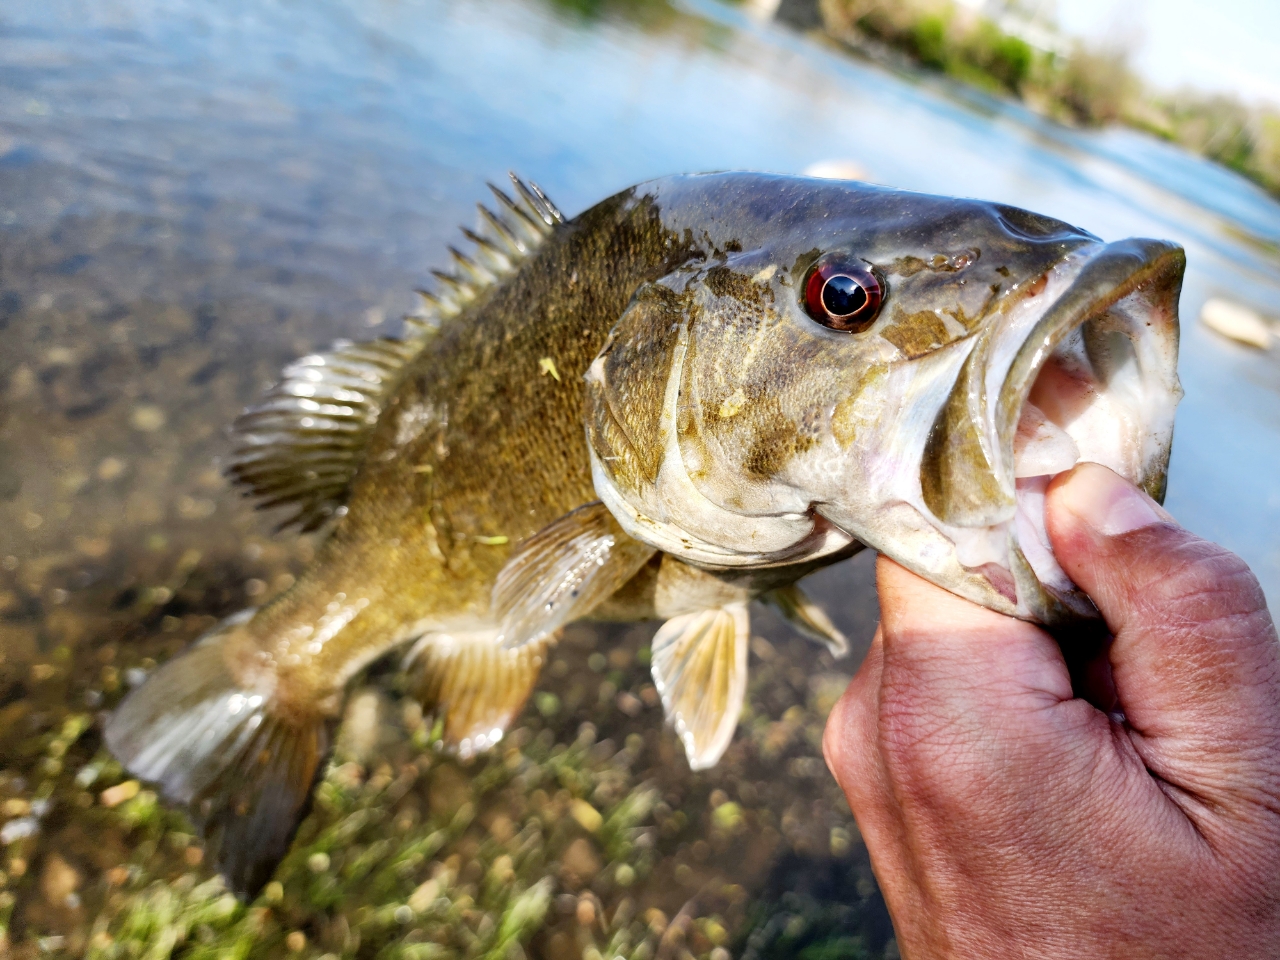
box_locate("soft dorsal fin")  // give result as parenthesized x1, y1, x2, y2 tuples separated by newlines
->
(650, 602, 750, 770)
(492, 502, 656, 649)
(227, 173, 565, 531)
(226, 338, 420, 531)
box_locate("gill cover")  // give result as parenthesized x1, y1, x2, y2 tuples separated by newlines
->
(585, 266, 856, 570)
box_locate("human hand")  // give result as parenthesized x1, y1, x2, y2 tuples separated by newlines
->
(823, 462, 1280, 959)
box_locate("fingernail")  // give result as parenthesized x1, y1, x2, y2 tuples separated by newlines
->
(1056, 463, 1162, 536)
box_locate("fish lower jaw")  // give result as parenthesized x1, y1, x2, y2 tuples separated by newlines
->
(997, 272, 1181, 620)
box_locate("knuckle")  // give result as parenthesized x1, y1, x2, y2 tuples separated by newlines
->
(1129, 536, 1273, 642)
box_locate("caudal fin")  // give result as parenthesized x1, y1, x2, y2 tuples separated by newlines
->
(104, 612, 331, 896)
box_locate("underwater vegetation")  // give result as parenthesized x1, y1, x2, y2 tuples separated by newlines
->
(0, 569, 894, 959)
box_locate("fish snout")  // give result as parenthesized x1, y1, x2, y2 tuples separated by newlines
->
(920, 238, 1185, 621)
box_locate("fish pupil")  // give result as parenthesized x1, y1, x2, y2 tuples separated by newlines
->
(802, 255, 883, 331)
(822, 275, 869, 318)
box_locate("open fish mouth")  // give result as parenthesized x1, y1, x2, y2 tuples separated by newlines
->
(922, 238, 1185, 622)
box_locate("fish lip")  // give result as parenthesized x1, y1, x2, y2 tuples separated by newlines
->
(903, 237, 1184, 622)
(994, 237, 1185, 621)
(994, 237, 1186, 499)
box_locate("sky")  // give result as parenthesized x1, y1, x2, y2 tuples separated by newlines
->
(1054, 0, 1280, 106)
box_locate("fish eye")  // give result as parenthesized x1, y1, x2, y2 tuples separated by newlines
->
(802, 255, 884, 332)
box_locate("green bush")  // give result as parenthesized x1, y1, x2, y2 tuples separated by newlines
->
(817, 0, 1280, 199)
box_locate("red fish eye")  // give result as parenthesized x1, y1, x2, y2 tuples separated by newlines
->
(803, 256, 883, 332)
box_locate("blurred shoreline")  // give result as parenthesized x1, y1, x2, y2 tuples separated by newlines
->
(749, 0, 1280, 202)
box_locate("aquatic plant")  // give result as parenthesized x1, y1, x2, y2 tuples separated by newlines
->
(0, 587, 893, 959)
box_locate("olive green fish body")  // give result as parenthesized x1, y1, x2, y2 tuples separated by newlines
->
(106, 173, 1184, 894)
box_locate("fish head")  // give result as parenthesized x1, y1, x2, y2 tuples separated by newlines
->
(586, 174, 1184, 623)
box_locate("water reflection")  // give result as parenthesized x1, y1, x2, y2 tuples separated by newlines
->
(0, 0, 1278, 954)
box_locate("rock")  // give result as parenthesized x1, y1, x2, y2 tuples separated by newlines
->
(336, 687, 390, 765)
(408, 878, 441, 913)
(569, 799, 602, 833)
(1200, 297, 1273, 349)
(129, 405, 166, 432)
(96, 457, 127, 481)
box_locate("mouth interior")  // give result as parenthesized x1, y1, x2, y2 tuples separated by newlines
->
(1010, 308, 1148, 595)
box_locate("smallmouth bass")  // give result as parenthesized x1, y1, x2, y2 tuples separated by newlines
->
(107, 173, 1184, 893)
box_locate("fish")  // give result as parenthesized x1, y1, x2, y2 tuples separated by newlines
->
(105, 172, 1184, 894)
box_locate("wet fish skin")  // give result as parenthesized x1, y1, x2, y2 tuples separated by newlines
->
(105, 173, 1182, 894)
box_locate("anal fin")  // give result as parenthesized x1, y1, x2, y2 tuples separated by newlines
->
(650, 603, 750, 771)
(104, 612, 331, 896)
(760, 583, 849, 657)
(406, 630, 551, 759)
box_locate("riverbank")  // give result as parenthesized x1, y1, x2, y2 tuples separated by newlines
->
(800, 0, 1280, 200)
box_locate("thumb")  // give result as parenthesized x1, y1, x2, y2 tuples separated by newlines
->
(1046, 463, 1280, 789)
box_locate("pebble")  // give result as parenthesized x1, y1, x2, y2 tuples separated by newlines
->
(1200, 297, 1273, 349)
(99, 780, 140, 808)
(568, 798, 602, 833)
(0, 818, 37, 844)
(39, 854, 81, 907)
(559, 838, 601, 886)
(96, 457, 127, 481)
(286, 932, 307, 952)
(408, 878, 440, 913)
(575, 897, 595, 927)
(129, 405, 167, 432)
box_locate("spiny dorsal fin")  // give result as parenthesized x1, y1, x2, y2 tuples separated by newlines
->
(227, 174, 565, 531)
(492, 502, 657, 649)
(650, 603, 750, 770)
(226, 337, 419, 531)
(403, 172, 565, 337)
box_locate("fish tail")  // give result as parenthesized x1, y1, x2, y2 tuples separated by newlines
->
(104, 611, 331, 896)
(405, 629, 551, 759)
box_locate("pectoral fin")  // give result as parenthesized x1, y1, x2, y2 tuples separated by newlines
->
(406, 629, 550, 759)
(650, 602, 749, 770)
(492, 501, 656, 649)
(761, 583, 849, 657)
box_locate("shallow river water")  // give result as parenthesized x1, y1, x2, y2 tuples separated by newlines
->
(1, 0, 1278, 956)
